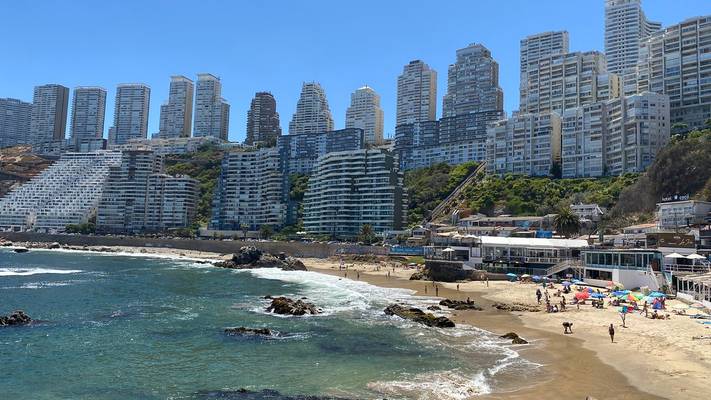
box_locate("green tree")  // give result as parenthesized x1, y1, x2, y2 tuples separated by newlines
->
(358, 224, 375, 244)
(259, 224, 274, 239)
(240, 223, 249, 240)
(554, 207, 580, 238)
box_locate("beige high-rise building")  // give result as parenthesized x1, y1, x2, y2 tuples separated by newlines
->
(396, 60, 437, 126)
(158, 76, 194, 139)
(519, 31, 569, 109)
(520, 51, 620, 115)
(604, 0, 660, 75)
(288, 82, 334, 135)
(345, 86, 384, 145)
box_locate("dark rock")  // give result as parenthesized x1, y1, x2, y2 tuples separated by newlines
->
(426, 305, 441, 311)
(47, 242, 61, 249)
(439, 299, 483, 311)
(13, 247, 29, 253)
(409, 270, 428, 280)
(491, 302, 540, 312)
(0, 310, 32, 326)
(266, 297, 320, 316)
(500, 332, 528, 344)
(214, 246, 306, 271)
(224, 327, 272, 336)
(0, 241, 13, 247)
(384, 304, 455, 328)
(194, 388, 353, 399)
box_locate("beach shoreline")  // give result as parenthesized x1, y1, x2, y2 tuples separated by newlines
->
(3, 242, 709, 399)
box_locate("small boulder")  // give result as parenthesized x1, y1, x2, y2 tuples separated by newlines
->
(500, 332, 528, 344)
(47, 242, 61, 249)
(0, 310, 32, 326)
(426, 305, 441, 311)
(384, 304, 455, 328)
(224, 327, 273, 336)
(266, 297, 320, 316)
(439, 299, 483, 311)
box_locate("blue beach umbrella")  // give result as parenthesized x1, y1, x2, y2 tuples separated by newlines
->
(506, 273, 517, 281)
(648, 292, 666, 298)
(572, 279, 583, 284)
(532, 275, 541, 281)
(562, 281, 572, 287)
(591, 293, 605, 299)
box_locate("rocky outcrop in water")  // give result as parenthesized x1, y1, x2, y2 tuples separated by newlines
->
(224, 327, 273, 337)
(266, 297, 320, 316)
(194, 388, 353, 399)
(491, 302, 540, 312)
(214, 247, 306, 271)
(409, 269, 429, 280)
(0, 310, 32, 326)
(384, 304, 455, 328)
(439, 299, 483, 311)
(500, 332, 528, 344)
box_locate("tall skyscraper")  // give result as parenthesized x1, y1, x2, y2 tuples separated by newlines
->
(637, 16, 711, 129)
(345, 86, 384, 145)
(30, 84, 69, 144)
(110, 83, 151, 145)
(158, 76, 194, 139)
(288, 82, 334, 135)
(0, 98, 32, 148)
(520, 31, 569, 107)
(70, 87, 107, 144)
(442, 43, 504, 118)
(396, 60, 437, 126)
(604, 0, 660, 75)
(193, 73, 230, 141)
(245, 92, 281, 146)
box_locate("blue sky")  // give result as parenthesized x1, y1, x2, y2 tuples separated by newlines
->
(1, 0, 708, 142)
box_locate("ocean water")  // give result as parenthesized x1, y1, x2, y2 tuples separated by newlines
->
(0, 248, 542, 400)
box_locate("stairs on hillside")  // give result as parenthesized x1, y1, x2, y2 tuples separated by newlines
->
(427, 162, 487, 224)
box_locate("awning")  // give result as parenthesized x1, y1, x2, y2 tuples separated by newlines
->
(664, 252, 685, 259)
(687, 254, 706, 260)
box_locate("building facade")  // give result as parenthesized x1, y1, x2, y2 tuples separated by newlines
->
(657, 200, 711, 229)
(30, 84, 69, 145)
(486, 112, 562, 177)
(637, 16, 711, 129)
(442, 43, 504, 118)
(245, 92, 281, 146)
(520, 31, 570, 108)
(193, 73, 230, 140)
(396, 60, 437, 126)
(345, 86, 384, 145)
(604, 0, 660, 75)
(70, 87, 107, 146)
(145, 174, 199, 231)
(288, 82, 334, 135)
(110, 84, 151, 145)
(561, 92, 670, 177)
(303, 149, 407, 238)
(276, 128, 365, 176)
(158, 76, 194, 139)
(0, 151, 122, 232)
(520, 51, 620, 115)
(209, 147, 286, 231)
(0, 98, 32, 148)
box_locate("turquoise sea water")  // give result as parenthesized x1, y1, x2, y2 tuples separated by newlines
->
(0, 249, 541, 399)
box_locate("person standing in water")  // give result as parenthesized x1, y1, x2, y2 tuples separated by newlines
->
(608, 324, 615, 343)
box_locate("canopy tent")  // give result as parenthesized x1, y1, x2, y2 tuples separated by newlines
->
(664, 252, 685, 259)
(562, 281, 572, 287)
(442, 248, 455, 252)
(574, 292, 590, 300)
(687, 254, 706, 260)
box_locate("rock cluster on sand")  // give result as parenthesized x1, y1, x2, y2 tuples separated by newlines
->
(266, 296, 320, 316)
(214, 247, 306, 271)
(500, 332, 528, 344)
(384, 304, 455, 328)
(224, 327, 273, 336)
(439, 299, 483, 311)
(492, 302, 540, 312)
(194, 388, 352, 399)
(0, 310, 32, 326)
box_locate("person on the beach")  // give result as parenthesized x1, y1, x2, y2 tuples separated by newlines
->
(424, 286, 428, 294)
(641, 301, 648, 317)
(536, 288, 542, 304)
(435, 286, 439, 297)
(456, 284, 460, 291)
(608, 324, 615, 343)
(356, 272, 360, 280)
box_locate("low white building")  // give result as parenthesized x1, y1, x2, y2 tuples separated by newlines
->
(657, 200, 711, 230)
(581, 248, 664, 290)
(570, 203, 606, 221)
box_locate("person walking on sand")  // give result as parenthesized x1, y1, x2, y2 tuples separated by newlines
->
(456, 284, 460, 292)
(609, 324, 615, 343)
(435, 286, 439, 297)
(356, 272, 360, 280)
(536, 288, 542, 304)
(424, 286, 428, 294)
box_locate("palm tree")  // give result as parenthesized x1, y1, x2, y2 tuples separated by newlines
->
(240, 223, 249, 241)
(359, 224, 375, 244)
(554, 207, 580, 238)
(259, 225, 273, 240)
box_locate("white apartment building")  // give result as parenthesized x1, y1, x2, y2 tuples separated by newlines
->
(110, 83, 151, 145)
(193, 73, 230, 140)
(637, 16, 711, 129)
(209, 147, 286, 231)
(113, 136, 221, 156)
(570, 203, 607, 221)
(303, 149, 406, 238)
(486, 112, 562, 177)
(520, 31, 570, 107)
(657, 200, 711, 230)
(561, 92, 670, 178)
(605, 0, 661, 75)
(145, 174, 199, 230)
(520, 51, 621, 115)
(288, 82, 334, 135)
(345, 86, 384, 145)
(396, 60, 437, 126)
(0, 151, 122, 232)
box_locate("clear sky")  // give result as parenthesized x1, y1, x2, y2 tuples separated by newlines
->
(1, 0, 708, 142)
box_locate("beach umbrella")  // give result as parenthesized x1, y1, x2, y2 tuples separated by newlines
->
(631, 293, 644, 301)
(606, 281, 624, 290)
(442, 247, 455, 252)
(532, 275, 541, 281)
(521, 274, 531, 278)
(664, 252, 684, 259)
(612, 290, 630, 297)
(690, 303, 706, 309)
(686, 254, 706, 260)
(591, 293, 605, 299)
(572, 279, 583, 284)
(562, 281, 572, 287)
(574, 291, 590, 300)
(506, 273, 517, 281)
(648, 292, 666, 298)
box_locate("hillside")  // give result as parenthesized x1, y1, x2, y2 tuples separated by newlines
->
(610, 128, 711, 218)
(0, 146, 54, 197)
(163, 143, 224, 226)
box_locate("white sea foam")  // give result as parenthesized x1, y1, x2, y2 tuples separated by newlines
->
(368, 370, 492, 399)
(13, 247, 217, 264)
(0, 267, 83, 277)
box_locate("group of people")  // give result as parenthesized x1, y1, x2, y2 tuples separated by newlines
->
(536, 288, 567, 313)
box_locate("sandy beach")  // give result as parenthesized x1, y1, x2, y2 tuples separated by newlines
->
(5, 242, 710, 399)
